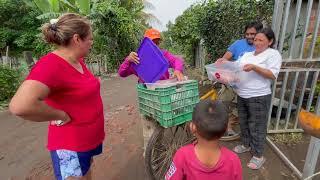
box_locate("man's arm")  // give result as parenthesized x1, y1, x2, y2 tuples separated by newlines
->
(217, 40, 238, 62)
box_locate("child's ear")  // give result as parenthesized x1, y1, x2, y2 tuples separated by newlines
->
(189, 122, 197, 134)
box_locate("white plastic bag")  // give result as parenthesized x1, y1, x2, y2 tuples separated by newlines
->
(205, 61, 242, 88)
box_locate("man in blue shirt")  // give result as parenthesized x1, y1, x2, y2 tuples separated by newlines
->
(221, 21, 263, 61)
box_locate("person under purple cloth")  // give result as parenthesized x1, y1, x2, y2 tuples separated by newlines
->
(118, 28, 184, 82)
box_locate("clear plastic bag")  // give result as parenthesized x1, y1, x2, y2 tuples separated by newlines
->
(205, 61, 242, 89)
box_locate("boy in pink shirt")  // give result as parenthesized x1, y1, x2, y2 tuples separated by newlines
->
(165, 100, 242, 180)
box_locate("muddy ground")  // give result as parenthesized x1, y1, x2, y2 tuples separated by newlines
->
(0, 76, 316, 180)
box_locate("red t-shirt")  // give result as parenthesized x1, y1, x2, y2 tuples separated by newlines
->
(26, 53, 105, 152)
(165, 144, 242, 180)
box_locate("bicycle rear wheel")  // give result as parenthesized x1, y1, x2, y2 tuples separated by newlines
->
(216, 85, 241, 141)
(220, 114, 241, 141)
(145, 123, 195, 180)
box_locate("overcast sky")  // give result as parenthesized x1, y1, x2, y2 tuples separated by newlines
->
(146, 0, 201, 31)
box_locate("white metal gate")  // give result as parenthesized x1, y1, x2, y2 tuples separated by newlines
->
(269, 0, 320, 179)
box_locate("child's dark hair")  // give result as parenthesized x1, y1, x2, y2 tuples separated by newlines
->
(192, 100, 228, 140)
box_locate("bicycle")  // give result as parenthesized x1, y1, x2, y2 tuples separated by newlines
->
(137, 80, 240, 180)
(137, 80, 198, 180)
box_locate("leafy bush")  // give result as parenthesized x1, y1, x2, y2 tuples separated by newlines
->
(0, 0, 43, 56)
(0, 65, 22, 101)
(200, 0, 273, 62)
(90, 1, 145, 70)
(161, 4, 205, 64)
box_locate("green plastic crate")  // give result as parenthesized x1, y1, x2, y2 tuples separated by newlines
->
(137, 80, 199, 128)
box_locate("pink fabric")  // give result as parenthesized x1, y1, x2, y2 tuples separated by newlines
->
(118, 50, 184, 82)
(26, 53, 105, 152)
(165, 144, 242, 180)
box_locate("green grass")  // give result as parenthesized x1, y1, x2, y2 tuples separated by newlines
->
(269, 133, 303, 146)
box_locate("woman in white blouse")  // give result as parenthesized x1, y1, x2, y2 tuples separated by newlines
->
(232, 27, 282, 169)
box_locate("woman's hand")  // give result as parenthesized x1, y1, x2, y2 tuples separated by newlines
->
(243, 64, 257, 72)
(127, 52, 140, 64)
(173, 70, 184, 81)
(51, 111, 71, 126)
(216, 58, 228, 64)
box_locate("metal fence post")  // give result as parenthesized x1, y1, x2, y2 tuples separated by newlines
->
(302, 137, 320, 180)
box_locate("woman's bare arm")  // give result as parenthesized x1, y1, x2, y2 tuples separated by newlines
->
(9, 80, 69, 122)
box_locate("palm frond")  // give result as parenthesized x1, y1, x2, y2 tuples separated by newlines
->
(141, 12, 162, 26)
(23, 0, 36, 8)
(33, 0, 51, 13)
(60, 0, 78, 12)
(37, 12, 62, 20)
(143, 0, 155, 10)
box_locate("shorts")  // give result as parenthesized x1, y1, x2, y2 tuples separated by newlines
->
(50, 144, 102, 180)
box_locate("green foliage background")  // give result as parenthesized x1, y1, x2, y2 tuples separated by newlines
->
(0, 0, 151, 68)
(162, 0, 274, 64)
(0, 0, 46, 56)
(0, 65, 23, 101)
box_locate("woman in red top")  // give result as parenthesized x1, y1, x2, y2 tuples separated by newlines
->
(9, 13, 104, 180)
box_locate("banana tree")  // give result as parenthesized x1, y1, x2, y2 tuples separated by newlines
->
(23, 0, 90, 18)
(119, 0, 161, 26)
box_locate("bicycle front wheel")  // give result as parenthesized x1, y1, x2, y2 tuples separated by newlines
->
(145, 123, 194, 180)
